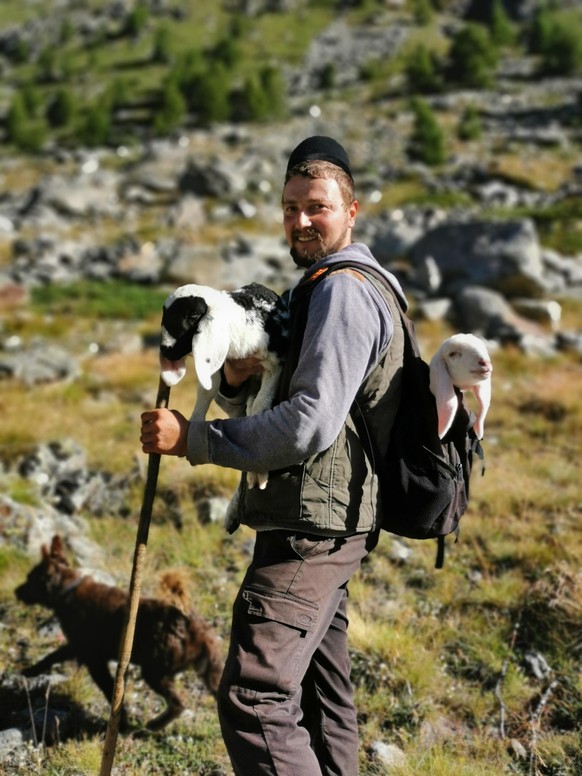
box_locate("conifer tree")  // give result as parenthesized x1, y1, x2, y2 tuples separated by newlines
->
(447, 23, 498, 89)
(79, 103, 111, 147)
(154, 79, 187, 134)
(457, 104, 482, 141)
(489, 0, 515, 47)
(408, 97, 446, 166)
(260, 65, 286, 120)
(46, 88, 76, 128)
(405, 44, 442, 94)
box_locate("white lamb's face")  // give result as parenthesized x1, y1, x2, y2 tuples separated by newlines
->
(443, 338, 492, 387)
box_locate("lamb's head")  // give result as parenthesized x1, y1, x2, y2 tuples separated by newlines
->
(160, 284, 231, 390)
(438, 333, 492, 389)
(429, 333, 492, 440)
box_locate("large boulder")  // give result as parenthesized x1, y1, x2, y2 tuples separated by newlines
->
(408, 219, 549, 298)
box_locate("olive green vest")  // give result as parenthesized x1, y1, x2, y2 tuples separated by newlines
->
(237, 268, 404, 535)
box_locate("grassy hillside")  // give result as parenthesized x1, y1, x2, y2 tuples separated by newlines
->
(1, 1, 581, 774)
(0, 290, 580, 775)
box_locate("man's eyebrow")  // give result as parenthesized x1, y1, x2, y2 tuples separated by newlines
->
(282, 195, 329, 205)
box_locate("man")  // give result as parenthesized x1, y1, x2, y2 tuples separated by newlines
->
(140, 136, 408, 775)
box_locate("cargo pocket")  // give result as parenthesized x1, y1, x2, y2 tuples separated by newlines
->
(242, 586, 319, 633)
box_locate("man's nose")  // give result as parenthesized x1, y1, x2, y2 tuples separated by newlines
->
(297, 210, 312, 228)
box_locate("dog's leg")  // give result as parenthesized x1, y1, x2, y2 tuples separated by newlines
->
(141, 673, 185, 732)
(86, 660, 130, 731)
(22, 643, 77, 676)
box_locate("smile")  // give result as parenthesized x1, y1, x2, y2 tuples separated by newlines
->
(294, 230, 319, 243)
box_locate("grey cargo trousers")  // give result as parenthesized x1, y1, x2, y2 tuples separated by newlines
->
(217, 528, 379, 776)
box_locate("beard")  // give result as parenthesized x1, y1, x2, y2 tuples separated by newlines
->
(289, 228, 350, 269)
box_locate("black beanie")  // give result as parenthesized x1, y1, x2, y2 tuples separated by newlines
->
(286, 136, 353, 180)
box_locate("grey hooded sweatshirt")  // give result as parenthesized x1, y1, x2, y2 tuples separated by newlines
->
(186, 242, 407, 534)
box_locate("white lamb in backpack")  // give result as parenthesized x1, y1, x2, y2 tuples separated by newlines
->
(429, 333, 492, 440)
(159, 282, 289, 489)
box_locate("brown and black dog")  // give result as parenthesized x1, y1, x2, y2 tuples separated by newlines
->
(15, 535, 224, 732)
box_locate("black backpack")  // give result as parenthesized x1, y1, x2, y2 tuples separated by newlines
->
(319, 261, 485, 568)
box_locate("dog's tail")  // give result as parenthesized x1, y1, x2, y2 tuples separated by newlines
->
(157, 569, 191, 615)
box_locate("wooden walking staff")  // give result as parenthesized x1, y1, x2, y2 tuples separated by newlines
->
(99, 377, 171, 776)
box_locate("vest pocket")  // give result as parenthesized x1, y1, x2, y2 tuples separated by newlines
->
(243, 464, 305, 524)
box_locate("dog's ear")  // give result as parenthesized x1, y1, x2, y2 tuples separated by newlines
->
(192, 317, 231, 391)
(50, 535, 67, 562)
(160, 354, 187, 387)
(429, 349, 459, 439)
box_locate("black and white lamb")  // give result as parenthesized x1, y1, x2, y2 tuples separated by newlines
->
(429, 333, 493, 440)
(159, 282, 289, 489)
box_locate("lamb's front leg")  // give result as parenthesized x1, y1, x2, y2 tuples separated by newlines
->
(246, 371, 279, 490)
(190, 372, 222, 421)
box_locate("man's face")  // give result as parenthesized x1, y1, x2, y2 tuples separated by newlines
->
(282, 176, 358, 268)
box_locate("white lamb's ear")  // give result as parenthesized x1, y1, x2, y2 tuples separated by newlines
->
(160, 355, 187, 387)
(471, 376, 492, 439)
(192, 317, 231, 391)
(429, 351, 459, 439)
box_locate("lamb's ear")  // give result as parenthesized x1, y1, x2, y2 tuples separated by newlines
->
(429, 352, 459, 438)
(192, 317, 230, 391)
(471, 377, 492, 439)
(159, 354, 187, 386)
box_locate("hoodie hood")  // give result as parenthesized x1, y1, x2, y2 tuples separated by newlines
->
(301, 242, 409, 311)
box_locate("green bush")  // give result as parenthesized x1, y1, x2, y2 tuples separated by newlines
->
(405, 44, 442, 94)
(539, 20, 582, 75)
(6, 93, 28, 142)
(211, 36, 242, 69)
(410, 0, 434, 26)
(124, 3, 149, 38)
(188, 65, 232, 125)
(489, 0, 516, 47)
(10, 37, 30, 64)
(37, 45, 59, 83)
(78, 103, 112, 147)
(5, 93, 47, 152)
(152, 24, 173, 64)
(446, 23, 498, 89)
(320, 62, 336, 90)
(154, 79, 187, 134)
(260, 65, 286, 121)
(106, 78, 131, 110)
(21, 84, 42, 118)
(457, 103, 482, 141)
(408, 97, 446, 165)
(528, 4, 555, 54)
(46, 88, 76, 128)
(236, 75, 270, 122)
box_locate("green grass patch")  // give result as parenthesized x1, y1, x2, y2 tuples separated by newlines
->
(30, 279, 168, 319)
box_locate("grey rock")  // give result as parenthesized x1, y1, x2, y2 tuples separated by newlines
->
(512, 299, 562, 328)
(409, 220, 547, 298)
(523, 650, 552, 680)
(369, 741, 407, 768)
(196, 497, 231, 525)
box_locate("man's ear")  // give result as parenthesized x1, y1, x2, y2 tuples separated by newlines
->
(348, 198, 358, 228)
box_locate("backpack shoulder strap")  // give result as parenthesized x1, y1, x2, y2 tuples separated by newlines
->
(321, 260, 419, 359)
